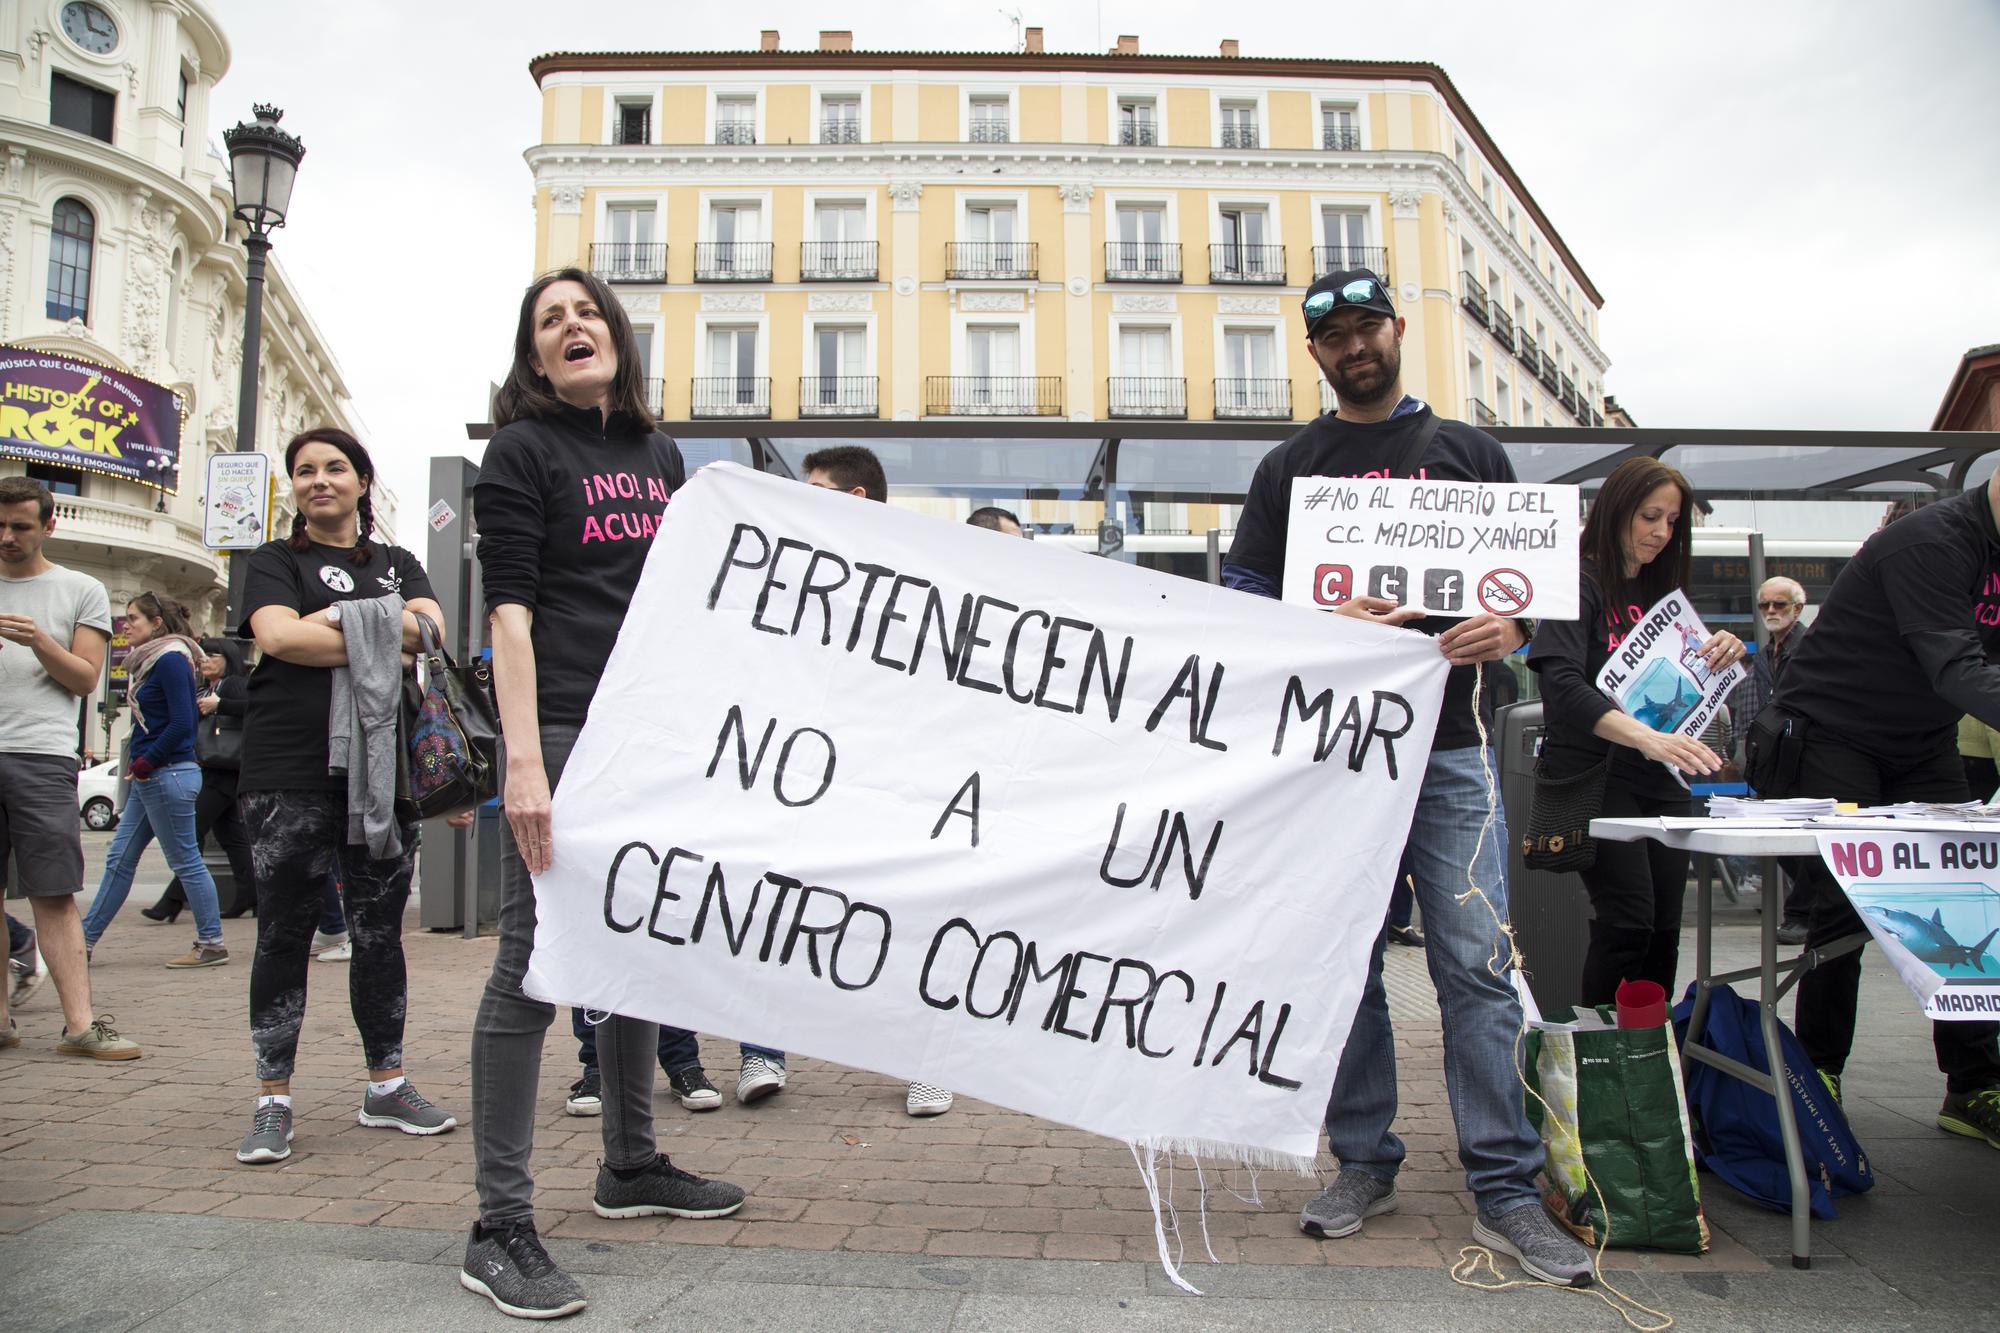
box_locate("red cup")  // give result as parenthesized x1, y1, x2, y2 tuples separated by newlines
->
(1615, 979, 1668, 1029)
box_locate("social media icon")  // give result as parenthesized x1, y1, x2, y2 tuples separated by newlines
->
(1313, 564, 1352, 606)
(1368, 565, 1407, 603)
(1423, 569, 1464, 612)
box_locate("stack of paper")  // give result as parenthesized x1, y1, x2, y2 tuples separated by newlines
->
(1708, 796, 1837, 821)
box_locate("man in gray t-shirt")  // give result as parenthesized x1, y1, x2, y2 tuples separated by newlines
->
(0, 477, 138, 1059)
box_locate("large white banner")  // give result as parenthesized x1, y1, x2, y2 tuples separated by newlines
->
(1812, 829, 2000, 1020)
(1283, 476, 1580, 619)
(523, 463, 1449, 1164)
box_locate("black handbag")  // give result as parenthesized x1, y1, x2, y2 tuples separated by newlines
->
(194, 711, 242, 771)
(402, 611, 499, 820)
(1521, 754, 1610, 872)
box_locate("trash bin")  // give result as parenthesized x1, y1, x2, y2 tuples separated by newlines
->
(1495, 699, 1592, 1017)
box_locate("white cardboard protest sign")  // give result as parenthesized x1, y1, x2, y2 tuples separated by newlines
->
(1594, 590, 1742, 749)
(524, 463, 1449, 1167)
(1282, 476, 1580, 619)
(1812, 829, 2000, 1021)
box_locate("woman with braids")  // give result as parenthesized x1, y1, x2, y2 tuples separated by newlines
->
(79, 590, 229, 967)
(1528, 457, 1743, 1005)
(231, 428, 458, 1165)
(459, 269, 743, 1321)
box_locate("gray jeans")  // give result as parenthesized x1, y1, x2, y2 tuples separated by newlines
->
(471, 724, 660, 1227)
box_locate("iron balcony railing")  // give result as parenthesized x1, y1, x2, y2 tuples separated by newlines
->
(1104, 241, 1181, 282)
(925, 376, 1063, 417)
(1210, 243, 1286, 284)
(820, 117, 861, 144)
(946, 241, 1038, 280)
(1539, 352, 1561, 392)
(1561, 373, 1579, 410)
(800, 241, 877, 281)
(691, 376, 771, 418)
(1117, 121, 1157, 146)
(643, 377, 664, 417)
(1219, 123, 1260, 149)
(714, 120, 756, 145)
(1322, 125, 1361, 150)
(1516, 329, 1541, 371)
(590, 242, 667, 283)
(694, 242, 773, 282)
(1107, 377, 1187, 419)
(612, 115, 651, 146)
(798, 376, 879, 418)
(1588, 405, 1604, 428)
(1320, 380, 1337, 415)
(1214, 378, 1293, 420)
(1311, 244, 1388, 281)
(1459, 271, 1490, 326)
(969, 118, 1010, 143)
(1467, 397, 1498, 429)
(1491, 309, 1516, 348)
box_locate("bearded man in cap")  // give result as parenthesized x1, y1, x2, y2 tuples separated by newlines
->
(1222, 272, 1589, 1287)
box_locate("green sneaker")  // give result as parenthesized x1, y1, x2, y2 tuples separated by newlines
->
(57, 1014, 142, 1060)
(1938, 1088, 2000, 1149)
(1819, 1069, 1842, 1104)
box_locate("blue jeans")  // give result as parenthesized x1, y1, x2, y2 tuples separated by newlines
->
(1324, 744, 1545, 1214)
(82, 761, 223, 949)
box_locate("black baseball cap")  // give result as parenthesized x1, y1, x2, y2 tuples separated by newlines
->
(1302, 269, 1395, 337)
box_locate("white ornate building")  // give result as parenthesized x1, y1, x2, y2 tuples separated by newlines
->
(0, 0, 389, 754)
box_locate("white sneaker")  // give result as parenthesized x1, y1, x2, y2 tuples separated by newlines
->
(315, 941, 353, 962)
(906, 1082, 954, 1117)
(736, 1054, 786, 1104)
(9, 947, 47, 1008)
(310, 929, 349, 956)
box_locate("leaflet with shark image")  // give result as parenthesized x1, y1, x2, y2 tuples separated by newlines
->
(1811, 829, 2000, 1021)
(1594, 589, 1742, 782)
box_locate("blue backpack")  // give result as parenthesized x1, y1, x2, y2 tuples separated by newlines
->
(1672, 983, 1873, 1219)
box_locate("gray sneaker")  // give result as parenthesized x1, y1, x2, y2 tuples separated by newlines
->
(592, 1153, 746, 1220)
(236, 1101, 294, 1163)
(358, 1081, 457, 1136)
(9, 941, 46, 1007)
(1473, 1202, 1594, 1287)
(56, 1014, 142, 1060)
(460, 1220, 586, 1320)
(1299, 1169, 1398, 1238)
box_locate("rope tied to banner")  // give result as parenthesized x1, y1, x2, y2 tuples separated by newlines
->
(1448, 662, 1675, 1333)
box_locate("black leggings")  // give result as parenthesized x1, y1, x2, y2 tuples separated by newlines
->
(1578, 777, 1690, 1007)
(240, 789, 418, 1081)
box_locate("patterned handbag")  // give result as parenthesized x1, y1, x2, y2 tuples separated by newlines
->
(402, 611, 499, 821)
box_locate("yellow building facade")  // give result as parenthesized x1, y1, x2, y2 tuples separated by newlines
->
(526, 36, 1608, 433)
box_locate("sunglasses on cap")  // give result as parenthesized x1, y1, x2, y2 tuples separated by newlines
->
(1302, 278, 1383, 322)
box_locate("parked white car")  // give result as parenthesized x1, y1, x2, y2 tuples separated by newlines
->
(78, 759, 120, 830)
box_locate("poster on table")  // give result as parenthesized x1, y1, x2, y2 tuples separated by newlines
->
(0, 346, 183, 492)
(1812, 830, 2000, 1020)
(1594, 590, 1742, 743)
(524, 462, 1450, 1166)
(1282, 475, 1580, 619)
(202, 451, 271, 549)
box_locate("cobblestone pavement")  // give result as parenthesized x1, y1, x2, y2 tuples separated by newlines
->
(2, 839, 1996, 1330)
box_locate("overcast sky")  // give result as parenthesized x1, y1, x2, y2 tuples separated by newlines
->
(206, 0, 1999, 529)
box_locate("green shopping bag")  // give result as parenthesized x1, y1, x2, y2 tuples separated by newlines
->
(1524, 1008, 1709, 1254)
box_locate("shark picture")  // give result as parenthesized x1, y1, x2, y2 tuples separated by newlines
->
(1863, 906, 2000, 973)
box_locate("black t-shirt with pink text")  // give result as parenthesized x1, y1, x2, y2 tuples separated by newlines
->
(1224, 407, 1515, 751)
(475, 402, 686, 726)
(1777, 485, 2000, 764)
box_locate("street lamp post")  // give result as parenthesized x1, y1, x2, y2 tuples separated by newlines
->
(220, 104, 305, 631)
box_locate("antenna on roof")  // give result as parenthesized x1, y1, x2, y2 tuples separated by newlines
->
(999, 8, 1024, 52)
